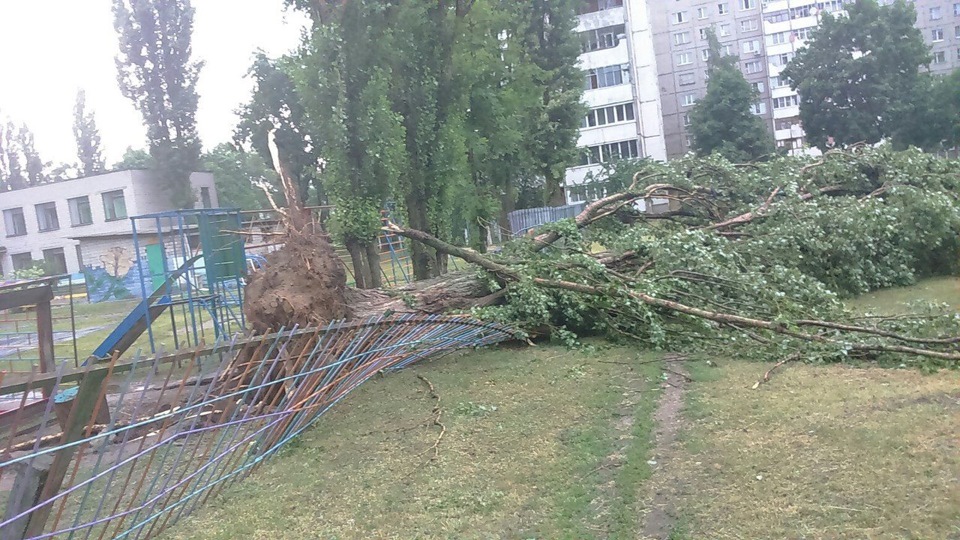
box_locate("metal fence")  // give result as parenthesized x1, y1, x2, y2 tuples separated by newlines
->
(507, 203, 587, 238)
(0, 315, 518, 539)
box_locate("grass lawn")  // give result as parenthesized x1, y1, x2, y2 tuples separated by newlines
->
(163, 344, 664, 539)
(150, 277, 960, 539)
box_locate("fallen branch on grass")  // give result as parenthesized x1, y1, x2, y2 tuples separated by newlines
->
(416, 374, 445, 462)
(752, 354, 802, 389)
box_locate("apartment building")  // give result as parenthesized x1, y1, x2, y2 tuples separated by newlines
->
(0, 170, 217, 276)
(905, 0, 960, 74)
(650, 0, 771, 158)
(561, 0, 958, 203)
(565, 0, 667, 204)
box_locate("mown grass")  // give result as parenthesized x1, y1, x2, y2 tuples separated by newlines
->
(660, 277, 960, 539)
(162, 344, 664, 539)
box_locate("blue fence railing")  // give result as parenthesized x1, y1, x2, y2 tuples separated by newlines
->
(0, 314, 519, 539)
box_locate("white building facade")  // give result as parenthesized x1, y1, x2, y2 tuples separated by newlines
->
(565, 0, 667, 205)
(0, 170, 217, 276)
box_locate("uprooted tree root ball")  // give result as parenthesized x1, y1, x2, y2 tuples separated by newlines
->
(243, 227, 351, 332)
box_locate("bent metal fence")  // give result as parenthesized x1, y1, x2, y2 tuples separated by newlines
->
(0, 315, 518, 539)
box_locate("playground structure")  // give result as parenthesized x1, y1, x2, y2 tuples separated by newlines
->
(121, 208, 249, 357)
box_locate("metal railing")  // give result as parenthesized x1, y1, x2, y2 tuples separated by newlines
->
(0, 314, 518, 539)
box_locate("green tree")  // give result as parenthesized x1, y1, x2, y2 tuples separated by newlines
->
(73, 89, 106, 176)
(782, 0, 930, 150)
(294, 2, 405, 288)
(236, 53, 323, 207)
(0, 121, 26, 191)
(516, 0, 585, 207)
(689, 31, 774, 162)
(113, 147, 154, 169)
(202, 143, 277, 211)
(113, 0, 203, 208)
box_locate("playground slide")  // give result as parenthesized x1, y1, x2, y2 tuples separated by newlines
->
(86, 254, 203, 364)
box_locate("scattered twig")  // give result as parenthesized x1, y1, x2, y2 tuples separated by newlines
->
(416, 374, 445, 462)
(663, 367, 693, 382)
(752, 353, 802, 389)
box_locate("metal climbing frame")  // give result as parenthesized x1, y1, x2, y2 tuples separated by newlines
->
(129, 209, 247, 354)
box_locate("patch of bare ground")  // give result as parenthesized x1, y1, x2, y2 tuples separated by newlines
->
(638, 353, 689, 540)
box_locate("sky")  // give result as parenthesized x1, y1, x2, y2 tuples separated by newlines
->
(0, 0, 309, 165)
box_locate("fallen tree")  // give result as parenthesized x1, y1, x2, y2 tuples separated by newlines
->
(246, 143, 960, 369)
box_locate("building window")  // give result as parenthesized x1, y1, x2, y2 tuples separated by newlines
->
(742, 39, 761, 54)
(740, 0, 756, 9)
(697, 6, 708, 19)
(773, 52, 794, 67)
(581, 24, 625, 53)
(578, 0, 624, 15)
(931, 7, 942, 21)
(770, 31, 789, 45)
(771, 75, 790, 88)
(42, 248, 68, 276)
(579, 139, 641, 166)
(103, 190, 128, 221)
(752, 81, 765, 93)
(933, 51, 946, 64)
(674, 31, 692, 45)
(582, 103, 635, 128)
(721, 44, 733, 56)
(677, 52, 693, 66)
(796, 28, 812, 40)
(35, 202, 60, 232)
(672, 11, 688, 24)
(743, 60, 763, 74)
(956, 25, 960, 39)
(741, 19, 759, 32)
(751, 102, 767, 115)
(773, 95, 799, 109)
(678, 72, 696, 86)
(11, 252, 34, 272)
(682, 93, 697, 107)
(701, 49, 710, 61)
(932, 28, 944, 42)
(68, 196, 93, 226)
(718, 23, 731, 37)
(683, 113, 692, 126)
(698, 27, 709, 41)
(3, 208, 27, 237)
(955, 3, 960, 16)
(718, 3, 729, 15)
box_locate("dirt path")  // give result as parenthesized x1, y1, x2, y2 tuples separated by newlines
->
(584, 364, 648, 536)
(638, 353, 689, 540)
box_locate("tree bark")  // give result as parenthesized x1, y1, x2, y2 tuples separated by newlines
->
(364, 241, 383, 289)
(345, 238, 368, 289)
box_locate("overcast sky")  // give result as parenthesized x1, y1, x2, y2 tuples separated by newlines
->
(0, 0, 309, 165)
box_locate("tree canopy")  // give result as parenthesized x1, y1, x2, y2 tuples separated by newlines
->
(286, 0, 585, 279)
(689, 31, 775, 161)
(782, 0, 930, 150)
(73, 89, 106, 177)
(113, 0, 203, 208)
(202, 143, 277, 211)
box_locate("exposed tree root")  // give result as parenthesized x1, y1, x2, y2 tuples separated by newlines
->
(416, 374, 444, 462)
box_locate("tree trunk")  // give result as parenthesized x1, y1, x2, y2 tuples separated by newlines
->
(345, 238, 369, 289)
(544, 169, 567, 207)
(364, 241, 383, 289)
(405, 191, 437, 280)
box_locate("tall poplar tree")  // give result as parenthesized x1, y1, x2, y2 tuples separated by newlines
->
(113, 0, 203, 208)
(73, 89, 106, 176)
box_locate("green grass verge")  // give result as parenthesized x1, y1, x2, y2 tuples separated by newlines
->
(161, 344, 663, 539)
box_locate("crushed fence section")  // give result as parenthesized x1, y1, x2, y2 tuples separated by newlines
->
(0, 315, 518, 539)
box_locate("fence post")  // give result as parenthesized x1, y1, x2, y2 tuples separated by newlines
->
(23, 367, 109, 538)
(1, 453, 54, 540)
